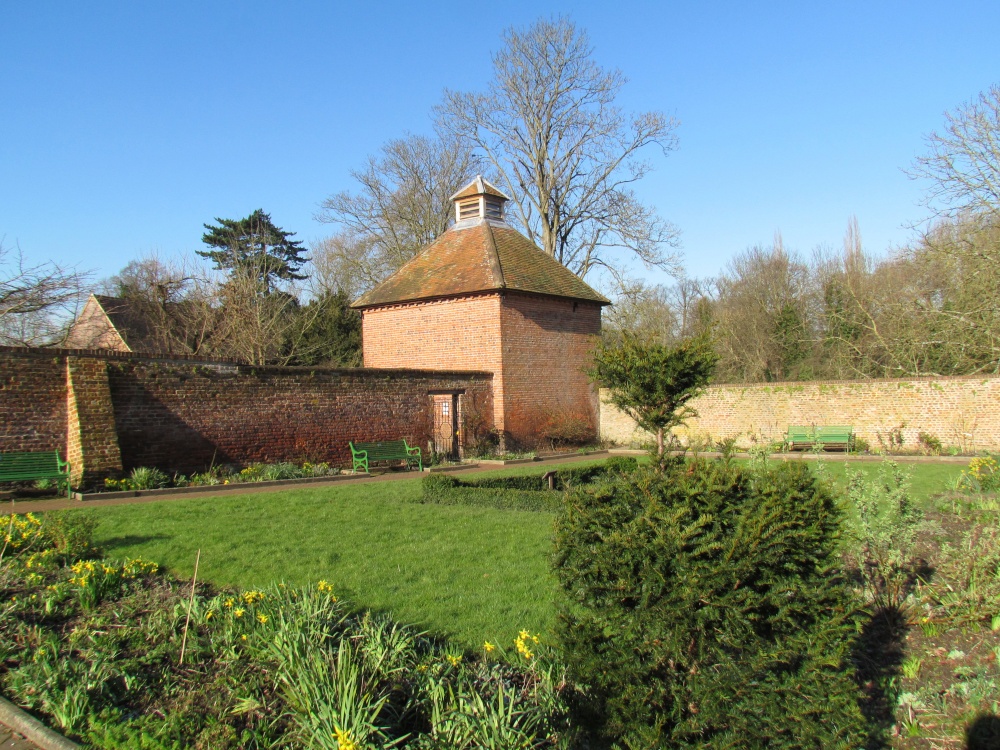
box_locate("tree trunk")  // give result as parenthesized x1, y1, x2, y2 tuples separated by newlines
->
(657, 427, 664, 459)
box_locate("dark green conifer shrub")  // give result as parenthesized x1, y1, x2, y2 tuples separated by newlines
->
(554, 459, 867, 748)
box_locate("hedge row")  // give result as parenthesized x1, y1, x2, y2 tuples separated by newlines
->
(417, 457, 638, 512)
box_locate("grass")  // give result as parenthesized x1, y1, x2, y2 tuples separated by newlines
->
(81, 456, 963, 651)
(87, 472, 561, 649)
(801, 458, 965, 509)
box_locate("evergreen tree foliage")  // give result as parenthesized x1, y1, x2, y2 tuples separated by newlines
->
(284, 290, 362, 367)
(199, 210, 308, 292)
(553, 459, 867, 748)
(590, 332, 717, 458)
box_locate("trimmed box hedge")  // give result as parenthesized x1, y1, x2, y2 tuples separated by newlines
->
(418, 457, 638, 512)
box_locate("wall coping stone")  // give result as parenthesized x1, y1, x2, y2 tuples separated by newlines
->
(0, 345, 493, 379)
(708, 373, 1000, 388)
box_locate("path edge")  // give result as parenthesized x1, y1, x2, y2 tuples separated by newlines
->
(0, 696, 80, 750)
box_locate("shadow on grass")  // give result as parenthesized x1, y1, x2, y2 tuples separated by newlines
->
(101, 534, 172, 551)
(966, 714, 1000, 749)
(853, 605, 909, 749)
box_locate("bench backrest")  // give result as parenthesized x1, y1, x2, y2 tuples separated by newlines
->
(0, 451, 64, 478)
(815, 426, 853, 443)
(786, 426, 814, 441)
(351, 440, 411, 459)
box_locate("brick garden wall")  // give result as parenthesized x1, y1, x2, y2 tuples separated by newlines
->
(0, 347, 493, 483)
(107, 361, 492, 473)
(600, 375, 1000, 452)
(0, 350, 68, 454)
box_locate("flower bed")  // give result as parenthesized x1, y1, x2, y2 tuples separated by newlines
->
(102, 461, 345, 493)
(0, 512, 575, 748)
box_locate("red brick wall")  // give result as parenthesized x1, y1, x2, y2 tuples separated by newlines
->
(362, 293, 507, 430)
(0, 349, 68, 455)
(66, 357, 122, 484)
(499, 293, 602, 446)
(0, 347, 492, 482)
(361, 292, 603, 448)
(106, 361, 493, 473)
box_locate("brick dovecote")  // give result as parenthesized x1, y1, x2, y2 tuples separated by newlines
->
(355, 176, 609, 448)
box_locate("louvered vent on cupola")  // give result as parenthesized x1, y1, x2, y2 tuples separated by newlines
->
(450, 175, 510, 224)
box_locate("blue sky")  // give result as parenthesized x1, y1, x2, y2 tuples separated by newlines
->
(2, 1, 999, 290)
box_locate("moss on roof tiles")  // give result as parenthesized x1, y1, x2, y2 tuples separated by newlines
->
(352, 222, 610, 308)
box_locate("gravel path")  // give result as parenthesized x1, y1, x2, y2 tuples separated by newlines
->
(0, 725, 40, 750)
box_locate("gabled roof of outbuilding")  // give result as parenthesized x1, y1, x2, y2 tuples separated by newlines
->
(351, 222, 611, 308)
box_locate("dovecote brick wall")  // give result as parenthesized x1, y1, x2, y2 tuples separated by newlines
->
(0, 347, 492, 485)
(600, 376, 1000, 452)
(361, 293, 507, 431)
(361, 291, 602, 447)
(499, 293, 602, 444)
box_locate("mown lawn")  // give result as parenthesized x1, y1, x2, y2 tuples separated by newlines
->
(801, 457, 965, 509)
(82, 456, 965, 649)
(86, 471, 561, 649)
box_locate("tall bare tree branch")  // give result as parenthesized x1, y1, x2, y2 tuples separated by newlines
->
(0, 239, 89, 346)
(910, 83, 1000, 220)
(437, 16, 680, 279)
(315, 133, 485, 294)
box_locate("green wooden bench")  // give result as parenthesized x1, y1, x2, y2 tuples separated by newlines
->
(349, 440, 422, 474)
(784, 425, 855, 452)
(0, 450, 72, 497)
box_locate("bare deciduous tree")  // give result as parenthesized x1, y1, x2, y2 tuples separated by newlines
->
(437, 16, 680, 280)
(315, 133, 485, 295)
(102, 254, 216, 355)
(711, 236, 812, 382)
(910, 84, 1000, 220)
(605, 276, 712, 346)
(0, 239, 88, 346)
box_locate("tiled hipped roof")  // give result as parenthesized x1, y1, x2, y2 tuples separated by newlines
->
(352, 222, 610, 308)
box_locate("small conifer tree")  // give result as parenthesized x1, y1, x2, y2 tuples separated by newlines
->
(590, 332, 717, 459)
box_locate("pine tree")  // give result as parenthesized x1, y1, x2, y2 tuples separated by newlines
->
(199, 210, 308, 293)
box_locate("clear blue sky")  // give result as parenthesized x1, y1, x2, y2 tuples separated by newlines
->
(3, 1, 998, 290)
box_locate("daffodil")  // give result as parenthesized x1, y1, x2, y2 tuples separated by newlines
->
(334, 726, 358, 750)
